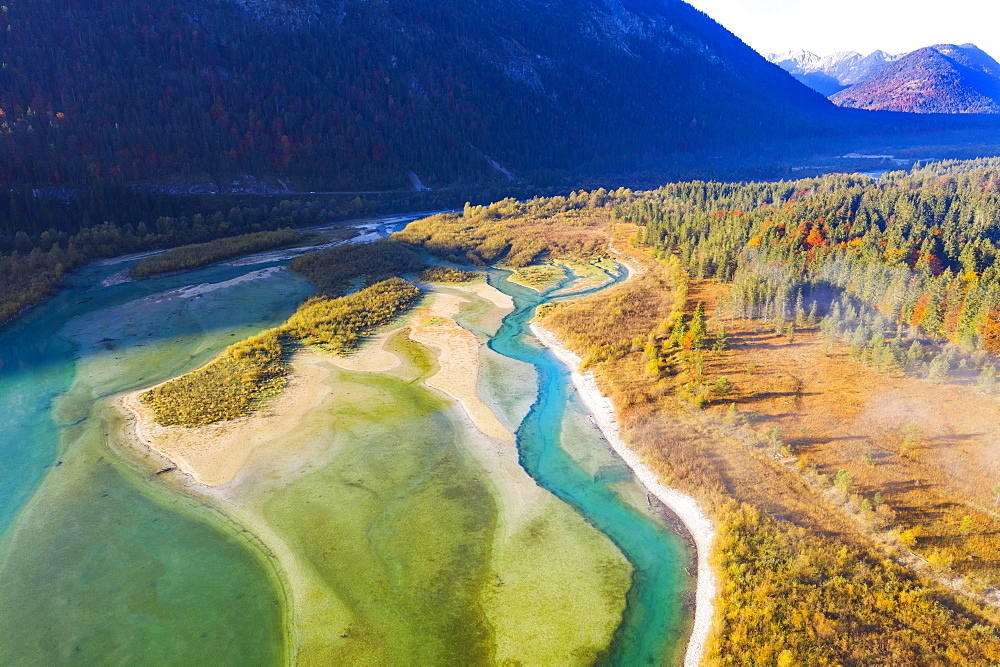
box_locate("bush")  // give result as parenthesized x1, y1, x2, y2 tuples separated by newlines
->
(133, 229, 302, 278)
(142, 278, 422, 426)
(418, 266, 483, 283)
(140, 329, 287, 426)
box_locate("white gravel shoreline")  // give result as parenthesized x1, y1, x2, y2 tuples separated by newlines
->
(531, 323, 716, 667)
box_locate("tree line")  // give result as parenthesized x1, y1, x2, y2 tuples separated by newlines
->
(0, 189, 403, 327)
(621, 159, 1000, 373)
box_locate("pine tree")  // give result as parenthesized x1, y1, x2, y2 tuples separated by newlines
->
(977, 365, 997, 394)
(714, 376, 734, 396)
(712, 324, 729, 352)
(689, 302, 707, 349)
(905, 340, 924, 372)
(927, 351, 952, 382)
(670, 317, 687, 348)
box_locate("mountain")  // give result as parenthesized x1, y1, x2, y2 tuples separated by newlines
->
(766, 50, 902, 96)
(0, 0, 834, 190)
(830, 44, 1000, 114)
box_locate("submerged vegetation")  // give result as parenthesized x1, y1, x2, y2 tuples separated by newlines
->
(410, 164, 1000, 662)
(30, 157, 1000, 660)
(539, 235, 1000, 663)
(132, 229, 303, 278)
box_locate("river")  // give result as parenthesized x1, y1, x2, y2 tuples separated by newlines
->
(0, 216, 693, 665)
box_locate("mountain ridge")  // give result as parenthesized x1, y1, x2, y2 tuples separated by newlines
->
(831, 44, 1000, 114)
(766, 49, 903, 96)
(0, 0, 833, 190)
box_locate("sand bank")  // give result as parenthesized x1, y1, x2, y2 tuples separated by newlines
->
(91, 249, 166, 267)
(531, 323, 716, 667)
(170, 267, 285, 299)
(325, 328, 403, 374)
(100, 269, 133, 288)
(459, 281, 515, 310)
(115, 279, 633, 664)
(121, 348, 335, 487)
(409, 291, 511, 440)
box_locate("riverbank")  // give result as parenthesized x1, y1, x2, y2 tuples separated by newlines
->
(115, 279, 634, 664)
(531, 322, 716, 667)
(409, 290, 512, 440)
(120, 347, 336, 487)
(119, 282, 515, 487)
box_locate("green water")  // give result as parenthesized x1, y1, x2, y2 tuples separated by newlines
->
(488, 269, 694, 666)
(258, 368, 497, 664)
(0, 261, 312, 665)
(0, 239, 694, 664)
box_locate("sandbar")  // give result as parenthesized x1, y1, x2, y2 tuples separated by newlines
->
(117, 280, 632, 663)
(409, 291, 512, 441)
(121, 348, 335, 487)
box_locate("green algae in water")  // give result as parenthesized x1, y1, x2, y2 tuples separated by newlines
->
(384, 326, 437, 382)
(478, 345, 538, 434)
(246, 323, 629, 665)
(489, 269, 695, 666)
(0, 265, 313, 665)
(259, 370, 497, 664)
(0, 414, 286, 666)
(0, 248, 691, 665)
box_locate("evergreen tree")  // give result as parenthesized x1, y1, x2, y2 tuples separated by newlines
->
(712, 324, 729, 352)
(688, 302, 708, 349)
(977, 365, 998, 394)
(927, 351, 953, 382)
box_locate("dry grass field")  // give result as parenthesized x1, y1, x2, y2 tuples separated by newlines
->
(540, 222, 1000, 662)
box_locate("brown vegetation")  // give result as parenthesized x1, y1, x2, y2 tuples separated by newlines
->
(141, 277, 421, 427)
(132, 228, 303, 278)
(140, 329, 287, 426)
(540, 224, 1000, 664)
(418, 266, 483, 283)
(392, 197, 614, 267)
(289, 239, 427, 296)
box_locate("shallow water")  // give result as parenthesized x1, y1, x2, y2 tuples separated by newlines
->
(0, 233, 694, 664)
(488, 269, 694, 666)
(0, 261, 311, 664)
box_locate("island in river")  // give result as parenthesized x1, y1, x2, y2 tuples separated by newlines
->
(0, 214, 701, 665)
(116, 275, 647, 664)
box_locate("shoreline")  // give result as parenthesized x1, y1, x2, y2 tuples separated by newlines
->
(119, 348, 335, 488)
(114, 281, 634, 663)
(530, 323, 716, 667)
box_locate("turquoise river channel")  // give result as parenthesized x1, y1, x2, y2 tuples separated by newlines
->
(0, 218, 694, 665)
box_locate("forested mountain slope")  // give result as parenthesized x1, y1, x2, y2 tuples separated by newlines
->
(0, 0, 868, 189)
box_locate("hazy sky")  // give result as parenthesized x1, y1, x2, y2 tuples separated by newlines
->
(683, 0, 997, 59)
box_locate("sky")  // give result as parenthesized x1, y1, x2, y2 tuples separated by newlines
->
(683, 0, 999, 59)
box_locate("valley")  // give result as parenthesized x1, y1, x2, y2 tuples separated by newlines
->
(6, 0, 1000, 663)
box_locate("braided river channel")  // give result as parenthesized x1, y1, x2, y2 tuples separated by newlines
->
(0, 216, 694, 665)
